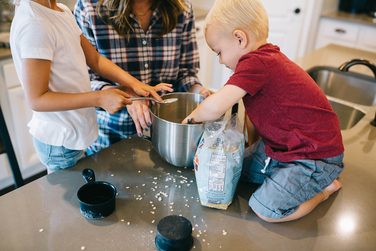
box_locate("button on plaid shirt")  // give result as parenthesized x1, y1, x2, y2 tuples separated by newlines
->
(74, 0, 200, 153)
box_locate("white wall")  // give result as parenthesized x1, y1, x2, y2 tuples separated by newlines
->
(59, 0, 77, 10)
(190, 0, 215, 10)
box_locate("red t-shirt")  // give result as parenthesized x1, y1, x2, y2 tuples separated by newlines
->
(226, 43, 344, 162)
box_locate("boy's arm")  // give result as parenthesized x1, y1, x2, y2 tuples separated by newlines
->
(80, 35, 173, 101)
(182, 85, 247, 123)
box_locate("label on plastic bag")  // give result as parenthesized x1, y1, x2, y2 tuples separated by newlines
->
(195, 131, 244, 210)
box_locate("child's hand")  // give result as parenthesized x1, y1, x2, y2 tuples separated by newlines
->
(132, 83, 174, 102)
(99, 89, 132, 114)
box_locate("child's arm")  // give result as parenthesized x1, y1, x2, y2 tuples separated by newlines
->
(80, 35, 173, 101)
(22, 58, 132, 114)
(182, 85, 247, 124)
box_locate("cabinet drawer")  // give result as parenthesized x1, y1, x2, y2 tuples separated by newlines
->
(319, 18, 359, 43)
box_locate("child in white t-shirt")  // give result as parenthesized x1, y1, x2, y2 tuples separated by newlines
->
(10, 0, 172, 172)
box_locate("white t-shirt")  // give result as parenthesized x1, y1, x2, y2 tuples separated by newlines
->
(10, 0, 98, 150)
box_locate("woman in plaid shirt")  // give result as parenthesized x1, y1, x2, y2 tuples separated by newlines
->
(74, 0, 210, 154)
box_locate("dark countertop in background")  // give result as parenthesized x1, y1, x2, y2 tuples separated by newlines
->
(0, 47, 11, 60)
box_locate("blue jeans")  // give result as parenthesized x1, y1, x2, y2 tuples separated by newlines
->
(33, 137, 85, 172)
(241, 139, 344, 220)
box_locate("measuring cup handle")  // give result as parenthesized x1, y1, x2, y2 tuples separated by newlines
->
(82, 168, 96, 183)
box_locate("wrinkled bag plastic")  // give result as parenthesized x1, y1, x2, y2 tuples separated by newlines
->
(194, 114, 245, 210)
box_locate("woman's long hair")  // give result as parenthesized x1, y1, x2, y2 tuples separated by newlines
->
(97, 0, 186, 39)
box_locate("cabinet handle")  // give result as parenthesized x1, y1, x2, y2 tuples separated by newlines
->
(335, 28, 346, 34)
(294, 8, 301, 14)
(196, 27, 200, 32)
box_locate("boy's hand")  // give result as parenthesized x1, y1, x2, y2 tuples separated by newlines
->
(99, 89, 132, 114)
(182, 117, 198, 124)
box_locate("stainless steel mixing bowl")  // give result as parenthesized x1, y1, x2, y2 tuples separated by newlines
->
(149, 93, 204, 167)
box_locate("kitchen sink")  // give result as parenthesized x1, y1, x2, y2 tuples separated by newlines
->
(307, 59, 376, 130)
(307, 66, 376, 106)
(328, 100, 365, 130)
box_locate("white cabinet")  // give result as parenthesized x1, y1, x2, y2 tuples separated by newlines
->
(0, 60, 45, 190)
(262, 0, 310, 60)
(7, 86, 42, 173)
(193, 0, 316, 61)
(315, 17, 376, 53)
(195, 19, 213, 90)
(357, 25, 376, 53)
(195, 19, 232, 91)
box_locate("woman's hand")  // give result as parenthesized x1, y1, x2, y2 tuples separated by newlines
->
(189, 84, 214, 98)
(200, 88, 215, 98)
(126, 100, 151, 137)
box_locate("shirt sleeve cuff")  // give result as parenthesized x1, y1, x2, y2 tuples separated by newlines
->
(91, 81, 113, 91)
(180, 76, 201, 92)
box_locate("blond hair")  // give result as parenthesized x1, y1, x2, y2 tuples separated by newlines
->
(205, 0, 269, 39)
(97, 0, 187, 39)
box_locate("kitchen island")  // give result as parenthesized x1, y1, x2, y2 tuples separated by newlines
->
(1, 44, 376, 250)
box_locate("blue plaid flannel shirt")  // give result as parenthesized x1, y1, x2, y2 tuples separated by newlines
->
(74, 0, 200, 153)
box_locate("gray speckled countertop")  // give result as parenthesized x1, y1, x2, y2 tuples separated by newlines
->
(0, 45, 376, 251)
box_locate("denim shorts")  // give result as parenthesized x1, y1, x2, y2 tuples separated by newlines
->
(33, 137, 85, 172)
(241, 139, 344, 220)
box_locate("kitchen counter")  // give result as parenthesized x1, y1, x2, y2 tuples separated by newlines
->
(322, 10, 376, 28)
(295, 43, 376, 77)
(1, 45, 376, 250)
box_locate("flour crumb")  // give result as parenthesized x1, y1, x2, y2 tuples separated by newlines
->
(39, 229, 44, 233)
(81, 246, 86, 250)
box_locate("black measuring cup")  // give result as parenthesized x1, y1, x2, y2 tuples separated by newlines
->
(155, 215, 193, 251)
(77, 168, 117, 219)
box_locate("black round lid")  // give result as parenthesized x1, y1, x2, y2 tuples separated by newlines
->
(155, 215, 193, 251)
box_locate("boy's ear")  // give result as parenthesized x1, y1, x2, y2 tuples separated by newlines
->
(233, 30, 248, 49)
